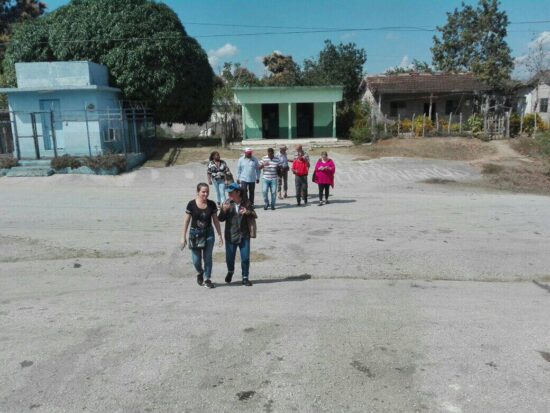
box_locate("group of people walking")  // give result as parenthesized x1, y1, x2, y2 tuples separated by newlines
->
(181, 144, 336, 288)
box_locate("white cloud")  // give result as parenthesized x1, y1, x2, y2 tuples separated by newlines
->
(385, 32, 400, 41)
(399, 55, 411, 68)
(529, 31, 550, 48)
(208, 43, 239, 68)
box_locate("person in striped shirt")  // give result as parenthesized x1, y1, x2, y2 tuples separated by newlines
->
(259, 148, 282, 210)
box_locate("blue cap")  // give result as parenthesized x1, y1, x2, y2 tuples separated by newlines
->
(226, 182, 241, 193)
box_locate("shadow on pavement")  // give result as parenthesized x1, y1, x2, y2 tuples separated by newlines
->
(216, 273, 312, 287)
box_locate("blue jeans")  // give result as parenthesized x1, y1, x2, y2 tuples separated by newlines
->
(225, 237, 251, 280)
(190, 228, 215, 280)
(262, 178, 277, 207)
(213, 178, 226, 204)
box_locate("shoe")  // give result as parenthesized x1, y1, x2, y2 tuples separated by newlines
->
(203, 279, 215, 288)
(325, 200, 329, 204)
(271, 205, 275, 210)
(242, 279, 253, 286)
(297, 202, 301, 206)
(278, 193, 283, 200)
(318, 201, 324, 206)
(225, 271, 234, 283)
(264, 204, 269, 210)
(284, 191, 288, 198)
(196, 273, 204, 286)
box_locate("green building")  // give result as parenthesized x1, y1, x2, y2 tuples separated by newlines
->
(233, 86, 343, 140)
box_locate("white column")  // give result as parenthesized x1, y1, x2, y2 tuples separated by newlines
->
(288, 103, 292, 139)
(241, 105, 246, 140)
(332, 102, 337, 138)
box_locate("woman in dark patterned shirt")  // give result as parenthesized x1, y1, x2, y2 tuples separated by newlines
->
(207, 151, 230, 207)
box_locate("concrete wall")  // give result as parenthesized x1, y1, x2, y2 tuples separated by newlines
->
(15, 61, 109, 88)
(8, 90, 121, 158)
(235, 86, 343, 104)
(243, 104, 262, 139)
(524, 84, 550, 123)
(314, 102, 333, 137)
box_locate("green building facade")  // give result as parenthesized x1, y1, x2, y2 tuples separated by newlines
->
(233, 86, 343, 140)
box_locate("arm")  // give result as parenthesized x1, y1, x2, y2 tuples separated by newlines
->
(327, 160, 335, 173)
(207, 165, 213, 184)
(180, 213, 191, 249)
(212, 213, 224, 246)
(255, 159, 260, 182)
(218, 203, 229, 222)
(236, 159, 243, 184)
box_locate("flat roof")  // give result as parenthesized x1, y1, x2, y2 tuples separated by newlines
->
(0, 85, 121, 93)
(234, 86, 343, 104)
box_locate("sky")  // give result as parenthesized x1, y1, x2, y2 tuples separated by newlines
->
(43, 0, 550, 79)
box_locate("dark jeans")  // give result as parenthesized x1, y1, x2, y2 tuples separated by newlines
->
(318, 183, 330, 201)
(225, 237, 251, 280)
(240, 181, 256, 206)
(190, 227, 215, 280)
(278, 169, 288, 193)
(295, 175, 308, 203)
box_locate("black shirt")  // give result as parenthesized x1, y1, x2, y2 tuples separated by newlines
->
(186, 199, 217, 229)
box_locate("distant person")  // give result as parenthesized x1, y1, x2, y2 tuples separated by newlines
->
(218, 183, 257, 286)
(260, 147, 281, 210)
(180, 183, 223, 288)
(291, 149, 310, 206)
(236, 148, 260, 208)
(207, 151, 230, 208)
(293, 144, 310, 165)
(277, 144, 289, 199)
(313, 151, 336, 206)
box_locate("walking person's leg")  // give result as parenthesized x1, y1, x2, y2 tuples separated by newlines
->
(283, 170, 288, 197)
(318, 183, 324, 205)
(217, 179, 226, 204)
(240, 237, 251, 286)
(302, 176, 308, 204)
(202, 230, 215, 287)
(225, 241, 237, 283)
(324, 184, 330, 203)
(269, 179, 277, 209)
(262, 178, 269, 209)
(295, 175, 302, 205)
(248, 182, 256, 206)
(277, 175, 283, 199)
(191, 248, 204, 285)
(240, 181, 248, 203)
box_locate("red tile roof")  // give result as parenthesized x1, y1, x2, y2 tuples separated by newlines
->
(366, 72, 491, 94)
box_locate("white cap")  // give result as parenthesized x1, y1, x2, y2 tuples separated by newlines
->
(244, 147, 253, 153)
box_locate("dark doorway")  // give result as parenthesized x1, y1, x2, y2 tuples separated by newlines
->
(262, 104, 279, 139)
(297, 103, 314, 137)
(423, 102, 437, 121)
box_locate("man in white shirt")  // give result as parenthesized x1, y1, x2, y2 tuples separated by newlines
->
(259, 148, 281, 210)
(277, 144, 290, 199)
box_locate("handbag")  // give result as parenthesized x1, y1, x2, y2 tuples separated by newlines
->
(188, 227, 207, 249)
(312, 170, 317, 183)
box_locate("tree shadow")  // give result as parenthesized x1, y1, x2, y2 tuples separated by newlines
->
(215, 273, 312, 287)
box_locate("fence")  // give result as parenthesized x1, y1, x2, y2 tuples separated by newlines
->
(0, 106, 155, 160)
(369, 111, 526, 141)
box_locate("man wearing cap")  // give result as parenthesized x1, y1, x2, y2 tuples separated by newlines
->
(259, 147, 282, 210)
(218, 183, 256, 286)
(277, 144, 289, 199)
(236, 148, 260, 207)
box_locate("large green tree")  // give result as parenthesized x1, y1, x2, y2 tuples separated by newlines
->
(431, 0, 513, 88)
(3, 0, 213, 123)
(262, 52, 302, 86)
(303, 40, 367, 106)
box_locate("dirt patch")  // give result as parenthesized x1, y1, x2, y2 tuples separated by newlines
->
(144, 143, 239, 168)
(481, 163, 505, 174)
(311, 137, 496, 161)
(421, 178, 457, 184)
(213, 251, 270, 263)
(476, 163, 550, 196)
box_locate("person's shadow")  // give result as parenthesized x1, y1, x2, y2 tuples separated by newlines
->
(216, 273, 312, 287)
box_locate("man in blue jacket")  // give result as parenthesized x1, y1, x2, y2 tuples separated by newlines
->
(236, 148, 260, 207)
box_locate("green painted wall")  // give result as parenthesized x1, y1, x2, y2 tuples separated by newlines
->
(278, 103, 297, 138)
(314, 102, 333, 137)
(234, 86, 343, 104)
(243, 104, 262, 139)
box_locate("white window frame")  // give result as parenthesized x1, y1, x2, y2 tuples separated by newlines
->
(104, 128, 121, 143)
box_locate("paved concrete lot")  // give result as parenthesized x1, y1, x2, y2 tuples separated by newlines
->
(1, 153, 550, 412)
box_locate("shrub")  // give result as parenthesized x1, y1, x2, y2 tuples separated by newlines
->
(509, 113, 521, 137)
(413, 116, 433, 136)
(400, 118, 412, 133)
(350, 126, 372, 145)
(84, 154, 127, 171)
(467, 115, 484, 135)
(522, 114, 548, 136)
(0, 157, 18, 169)
(51, 154, 82, 170)
(450, 123, 461, 133)
(534, 131, 550, 157)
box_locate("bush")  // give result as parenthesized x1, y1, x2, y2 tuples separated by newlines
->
(84, 154, 127, 171)
(350, 126, 372, 145)
(51, 154, 82, 170)
(522, 114, 548, 136)
(413, 116, 433, 136)
(400, 118, 412, 133)
(0, 157, 18, 169)
(534, 131, 550, 157)
(467, 115, 484, 135)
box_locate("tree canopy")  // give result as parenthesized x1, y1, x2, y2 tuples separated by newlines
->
(303, 40, 367, 106)
(385, 59, 433, 75)
(262, 52, 302, 86)
(431, 0, 513, 88)
(3, 0, 214, 123)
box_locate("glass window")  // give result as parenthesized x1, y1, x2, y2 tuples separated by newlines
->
(540, 98, 548, 113)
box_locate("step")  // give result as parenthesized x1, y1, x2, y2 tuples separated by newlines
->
(6, 166, 55, 177)
(18, 159, 52, 167)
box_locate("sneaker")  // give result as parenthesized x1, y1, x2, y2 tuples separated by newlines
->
(225, 271, 234, 283)
(242, 279, 253, 287)
(196, 273, 204, 286)
(318, 201, 324, 206)
(203, 279, 215, 288)
(325, 200, 329, 204)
